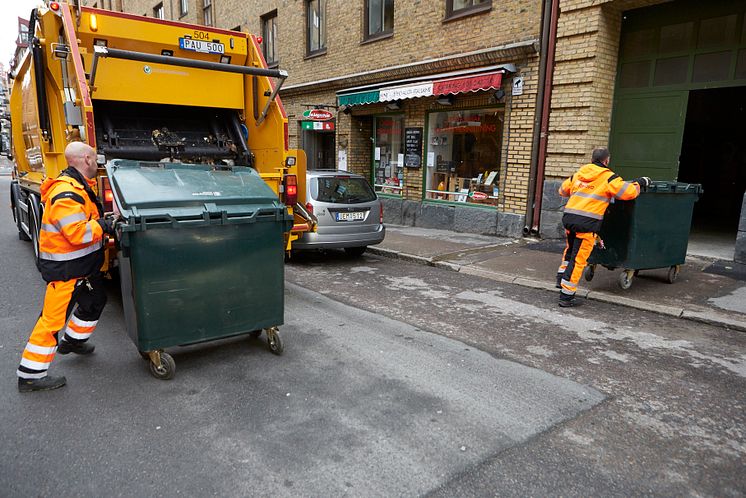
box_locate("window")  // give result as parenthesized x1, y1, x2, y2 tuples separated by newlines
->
(445, 0, 491, 19)
(179, 0, 188, 17)
(203, 0, 213, 26)
(312, 177, 376, 204)
(372, 115, 404, 196)
(153, 2, 164, 19)
(364, 0, 394, 41)
(307, 0, 327, 56)
(262, 11, 278, 66)
(425, 109, 504, 206)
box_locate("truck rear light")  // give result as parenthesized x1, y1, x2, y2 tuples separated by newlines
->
(49, 2, 60, 11)
(90, 13, 99, 31)
(380, 203, 384, 224)
(284, 174, 297, 206)
(305, 202, 313, 214)
(99, 176, 114, 212)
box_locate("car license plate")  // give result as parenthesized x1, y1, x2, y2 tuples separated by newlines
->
(336, 212, 365, 222)
(179, 38, 225, 54)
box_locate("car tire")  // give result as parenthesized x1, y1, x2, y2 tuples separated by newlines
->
(344, 246, 367, 257)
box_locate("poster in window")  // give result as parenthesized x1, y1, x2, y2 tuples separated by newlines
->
(404, 127, 423, 168)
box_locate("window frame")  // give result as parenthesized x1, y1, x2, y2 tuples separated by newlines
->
(363, 0, 394, 44)
(179, 0, 188, 18)
(153, 2, 165, 19)
(444, 0, 492, 23)
(202, 0, 213, 26)
(261, 10, 279, 68)
(306, 0, 327, 58)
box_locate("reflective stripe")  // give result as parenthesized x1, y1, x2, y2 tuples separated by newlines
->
(41, 223, 60, 233)
(561, 278, 577, 290)
(560, 287, 576, 296)
(82, 225, 93, 243)
(562, 208, 604, 220)
(17, 369, 48, 379)
(65, 327, 92, 340)
(25, 343, 58, 355)
(20, 357, 53, 370)
(615, 182, 639, 199)
(572, 192, 610, 203)
(71, 315, 98, 328)
(57, 212, 87, 227)
(39, 241, 102, 261)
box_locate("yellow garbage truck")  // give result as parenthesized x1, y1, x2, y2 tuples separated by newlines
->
(8, 1, 314, 269)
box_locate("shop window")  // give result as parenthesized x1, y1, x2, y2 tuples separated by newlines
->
(425, 109, 503, 206)
(372, 116, 404, 196)
(262, 11, 278, 66)
(621, 28, 655, 59)
(619, 60, 651, 88)
(307, 0, 327, 56)
(692, 51, 731, 83)
(153, 2, 164, 19)
(445, 0, 491, 20)
(654, 56, 689, 86)
(697, 15, 738, 49)
(202, 0, 212, 26)
(658, 22, 693, 54)
(364, 0, 394, 41)
(179, 0, 188, 17)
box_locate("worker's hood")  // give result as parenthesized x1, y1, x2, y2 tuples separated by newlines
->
(575, 163, 610, 183)
(40, 171, 96, 203)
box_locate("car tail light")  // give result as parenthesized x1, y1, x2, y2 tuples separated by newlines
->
(379, 203, 384, 224)
(283, 174, 297, 206)
(305, 202, 314, 214)
(99, 176, 114, 212)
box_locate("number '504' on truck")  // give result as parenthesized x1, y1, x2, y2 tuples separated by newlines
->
(7, 1, 317, 271)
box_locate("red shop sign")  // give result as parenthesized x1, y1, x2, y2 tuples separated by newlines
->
(303, 109, 334, 121)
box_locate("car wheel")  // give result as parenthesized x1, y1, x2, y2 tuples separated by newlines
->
(344, 246, 367, 257)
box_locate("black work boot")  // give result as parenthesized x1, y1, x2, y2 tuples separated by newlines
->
(58, 340, 95, 355)
(18, 375, 67, 393)
(559, 295, 582, 308)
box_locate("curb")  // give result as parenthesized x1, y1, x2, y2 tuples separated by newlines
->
(367, 246, 746, 332)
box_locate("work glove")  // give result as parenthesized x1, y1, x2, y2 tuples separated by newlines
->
(634, 176, 652, 189)
(97, 215, 117, 236)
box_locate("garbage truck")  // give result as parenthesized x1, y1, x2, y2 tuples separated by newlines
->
(7, 0, 315, 271)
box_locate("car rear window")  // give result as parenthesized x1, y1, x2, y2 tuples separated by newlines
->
(313, 176, 376, 204)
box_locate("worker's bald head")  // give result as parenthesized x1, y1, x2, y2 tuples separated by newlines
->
(64, 142, 98, 179)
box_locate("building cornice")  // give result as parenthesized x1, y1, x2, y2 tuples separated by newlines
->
(280, 39, 539, 97)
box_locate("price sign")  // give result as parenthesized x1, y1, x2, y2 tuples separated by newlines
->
(404, 127, 422, 168)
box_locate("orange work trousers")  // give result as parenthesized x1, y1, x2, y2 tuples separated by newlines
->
(17, 276, 105, 379)
(557, 230, 595, 297)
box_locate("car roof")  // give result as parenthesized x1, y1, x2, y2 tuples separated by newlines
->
(307, 169, 367, 179)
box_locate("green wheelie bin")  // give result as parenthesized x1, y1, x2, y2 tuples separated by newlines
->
(585, 181, 702, 290)
(106, 160, 293, 379)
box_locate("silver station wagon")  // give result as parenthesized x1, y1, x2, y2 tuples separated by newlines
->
(294, 170, 385, 256)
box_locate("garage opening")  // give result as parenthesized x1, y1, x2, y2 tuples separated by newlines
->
(678, 86, 746, 259)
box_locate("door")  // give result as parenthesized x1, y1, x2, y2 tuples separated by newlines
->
(608, 91, 689, 181)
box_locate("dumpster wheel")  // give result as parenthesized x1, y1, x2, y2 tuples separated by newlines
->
(585, 265, 596, 282)
(666, 265, 680, 284)
(147, 350, 176, 380)
(618, 270, 634, 290)
(266, 327, 284, 355)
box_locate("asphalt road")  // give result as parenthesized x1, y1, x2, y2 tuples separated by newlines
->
(1, 177, 599, 496)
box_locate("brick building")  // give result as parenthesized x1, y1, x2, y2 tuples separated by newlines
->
(82, 0, 746, 261)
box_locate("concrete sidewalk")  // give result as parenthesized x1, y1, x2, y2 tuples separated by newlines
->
(369, 225, 746, 332)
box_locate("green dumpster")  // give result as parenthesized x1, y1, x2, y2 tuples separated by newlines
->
(586, 181, 702, 290)
(106, 160, 293, 379)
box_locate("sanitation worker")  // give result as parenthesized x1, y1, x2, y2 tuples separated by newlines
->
(556, 147, 650, 307)
(17, 142, 116, 392)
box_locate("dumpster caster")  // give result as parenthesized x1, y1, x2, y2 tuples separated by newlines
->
(249, 330, 262, 339)
(666, 265, 680, 284)
(266, 327, 284, 355)
(148, 350, 176, 380)
(618, 270, 634, 290)
(585, 265, 596, 282)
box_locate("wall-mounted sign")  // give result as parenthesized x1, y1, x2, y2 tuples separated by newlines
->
(404, 127, 423, 168)
(302, 121, 335, 131)
(512, 77, 524, 96)
(302, 109, 334, 121)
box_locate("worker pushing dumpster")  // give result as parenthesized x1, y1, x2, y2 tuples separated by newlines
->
(585, 181, 703, 290)
(108, 160, 293, 379)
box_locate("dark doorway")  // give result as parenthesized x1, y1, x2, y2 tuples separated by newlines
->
(678, 87, 746, 234)
(302, 129, 336, 170)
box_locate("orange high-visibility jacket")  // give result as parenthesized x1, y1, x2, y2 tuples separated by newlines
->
(558, 162, 641, 233)
(38, 168, 105, 282)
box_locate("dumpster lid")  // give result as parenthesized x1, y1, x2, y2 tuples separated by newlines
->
(106, 160, 283, 217)
(645, 181, 703, 194)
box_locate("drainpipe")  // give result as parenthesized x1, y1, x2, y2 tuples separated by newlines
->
(523, 0, 559, 237)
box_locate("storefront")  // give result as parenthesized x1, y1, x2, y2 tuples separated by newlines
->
(300, 108, 336, 170)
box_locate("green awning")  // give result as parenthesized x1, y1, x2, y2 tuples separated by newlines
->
(338, 90, 380, 106)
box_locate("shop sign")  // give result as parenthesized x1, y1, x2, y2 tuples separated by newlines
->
(404, 127, 423, 168)
(470, 191, 488, 200)
(380, 82, 433, 102)
(302, 109, 334, 121)
(302, 121, 335, 131)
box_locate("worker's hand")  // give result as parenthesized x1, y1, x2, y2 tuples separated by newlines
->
(97, 216, 117, 236)
(635, 176, 652, 189)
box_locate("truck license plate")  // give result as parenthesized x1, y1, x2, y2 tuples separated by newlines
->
(178, 38, 225, 54)
(336, 212, 365, 221)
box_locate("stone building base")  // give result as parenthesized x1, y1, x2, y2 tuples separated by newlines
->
(381, 198, 524, 238)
